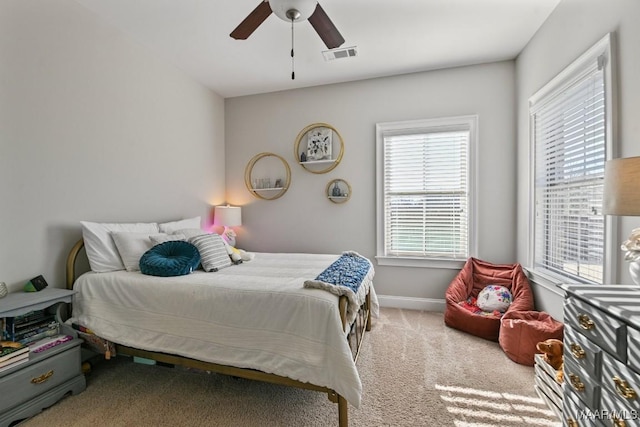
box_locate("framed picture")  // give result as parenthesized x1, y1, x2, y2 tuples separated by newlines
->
(307, 127, 332, 160)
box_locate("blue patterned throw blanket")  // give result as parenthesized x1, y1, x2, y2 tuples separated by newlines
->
(304, 251, 374, 328)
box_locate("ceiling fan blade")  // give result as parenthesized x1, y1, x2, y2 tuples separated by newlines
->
(230, 1, 272, 40)
(308, 3, 345, 49)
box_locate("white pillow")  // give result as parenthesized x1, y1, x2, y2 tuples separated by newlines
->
(189, 233, 232, 272)
(81, 221, 159, 272)
(149, 233, 186, 245)
(159, 217, 201, 234)
(176, 228, 208, 239)
(111, 232, 168, 272)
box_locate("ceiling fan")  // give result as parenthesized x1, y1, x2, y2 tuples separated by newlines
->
(230, 0, 345, 50)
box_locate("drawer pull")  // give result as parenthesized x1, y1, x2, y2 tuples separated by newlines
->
(612, 417, 627, 427)
(570, 342, 586, 359)
(569, 373, 585, 391)
(577, 313, 595, 330)
(613, 376, 637, 399)
(31, 370, 54, 384)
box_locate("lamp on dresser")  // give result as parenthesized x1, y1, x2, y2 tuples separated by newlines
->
(214, 205, 242, 247)
(603, 155, 640, 285)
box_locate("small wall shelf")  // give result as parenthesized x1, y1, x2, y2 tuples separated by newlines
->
(326, 179, 351, 204)
(294, 123, 344, 174)
(244, 152, 291, 200)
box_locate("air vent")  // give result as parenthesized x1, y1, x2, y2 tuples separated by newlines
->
(322, 46, 358, 61)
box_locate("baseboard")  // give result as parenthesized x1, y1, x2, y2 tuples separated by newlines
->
(377, 295, 445, 312)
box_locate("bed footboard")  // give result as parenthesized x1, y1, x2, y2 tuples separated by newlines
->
(65, 239, 370, 427)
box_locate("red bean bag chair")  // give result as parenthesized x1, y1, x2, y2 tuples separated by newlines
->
(499, 310, 564, 366)
(444, 257, 534, 341)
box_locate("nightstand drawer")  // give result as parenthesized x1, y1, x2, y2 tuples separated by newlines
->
(0, 341, 81, 413)
(565, 324, 603, 379)
(565, 296, 627, 361)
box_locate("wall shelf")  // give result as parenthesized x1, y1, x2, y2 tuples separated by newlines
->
(294, 123, 344, 174)
(326, 179, 351, 204)
(244, 152, 291, 200)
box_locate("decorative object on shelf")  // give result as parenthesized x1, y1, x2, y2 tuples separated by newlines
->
(326, 178, 351, 204)
(244, 152, 291, 200)
(603, 156, 640, 285)
(294, 123, 344, 174)
(213, 205, 242, 247)
(0, 282, 7, 299)
(24, 275, 49, 293)
(307, 126, 332, 160)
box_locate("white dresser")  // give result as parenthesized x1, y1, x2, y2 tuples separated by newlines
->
(561, 284, 640, 427)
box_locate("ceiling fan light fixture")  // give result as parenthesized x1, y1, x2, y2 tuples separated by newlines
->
(269, 0, 317, 22)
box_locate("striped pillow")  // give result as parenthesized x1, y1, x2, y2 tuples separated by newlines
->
(188, 233, 232, 272)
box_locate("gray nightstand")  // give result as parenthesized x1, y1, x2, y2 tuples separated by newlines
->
(0, 288, 86, 427)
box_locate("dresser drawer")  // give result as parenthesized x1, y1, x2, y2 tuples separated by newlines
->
(0, 341, 81, 413)
(565, 324, 603, 379)
(564, 357, 600, 409)
(565, 296, 627, 361)
(600, 391, 640, 427)
(563, 389, 606, 427)
(601, 352, 640, 414)
(627, 327, 640, 374)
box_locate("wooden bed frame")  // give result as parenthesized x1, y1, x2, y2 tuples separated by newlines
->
(66, 239, 372, 427)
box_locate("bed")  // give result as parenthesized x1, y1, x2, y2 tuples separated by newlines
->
(65, 237, 378, 427)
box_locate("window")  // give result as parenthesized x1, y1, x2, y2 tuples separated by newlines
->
(529, 33, 615, 285)
(376, 116, 477, 268)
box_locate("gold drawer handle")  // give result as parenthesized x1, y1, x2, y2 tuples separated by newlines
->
(612, 417, 627, 427)
(569, 373, 585, 391)
(570, 342, 586, 359)
(31, 370, 54, 384)
(577, 313, 595, 330)
(567, 418, 579, 427)
(613, 376, 637, 399)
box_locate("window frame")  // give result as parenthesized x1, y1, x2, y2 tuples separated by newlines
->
(375, 115, 478, 269)
(527, 33, 617, 286)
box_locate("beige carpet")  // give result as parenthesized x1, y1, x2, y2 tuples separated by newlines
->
(21, 308, 561, 426)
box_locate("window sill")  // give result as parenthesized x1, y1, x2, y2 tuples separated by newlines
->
(375, 256, 465, 269)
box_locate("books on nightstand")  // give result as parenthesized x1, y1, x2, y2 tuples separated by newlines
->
(0, 341, 29, 372)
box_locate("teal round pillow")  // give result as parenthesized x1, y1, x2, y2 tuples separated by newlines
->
(139, 241, 200, 277)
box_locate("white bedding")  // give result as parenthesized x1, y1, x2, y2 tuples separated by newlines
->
(71, 252, 378, 407)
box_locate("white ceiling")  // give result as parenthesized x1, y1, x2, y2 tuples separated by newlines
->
(74, 0, 561, 98)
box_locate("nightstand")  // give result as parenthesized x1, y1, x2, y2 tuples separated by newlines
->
(0, 288, 86, 427)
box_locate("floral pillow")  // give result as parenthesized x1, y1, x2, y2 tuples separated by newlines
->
(477, 285, 512, 313)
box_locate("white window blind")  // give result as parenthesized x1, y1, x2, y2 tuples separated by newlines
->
(531, 53, 608, 284)
(382, 128, 469, 260)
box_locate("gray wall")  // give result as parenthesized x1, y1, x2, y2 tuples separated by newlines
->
(0, 0, 226, 291)
(516, 0, 640, 319)
(225, 61, 517, 307)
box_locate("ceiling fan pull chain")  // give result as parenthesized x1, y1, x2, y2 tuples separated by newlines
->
(290, 17, 295, 80)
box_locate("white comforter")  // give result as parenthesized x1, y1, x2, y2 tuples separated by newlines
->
(71, 252, 378, 407)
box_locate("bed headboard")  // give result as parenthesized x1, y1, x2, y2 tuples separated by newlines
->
(66, 239, 86, 290)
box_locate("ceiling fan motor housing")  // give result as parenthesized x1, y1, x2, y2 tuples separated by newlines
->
(269, 0, 317, 22)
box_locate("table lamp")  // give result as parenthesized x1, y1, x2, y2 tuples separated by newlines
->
(214, 205, 242, 247)
(603, 156, 640, 285)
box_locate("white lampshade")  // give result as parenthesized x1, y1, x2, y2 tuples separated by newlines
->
(269, 0, 317, 22)
(213, 205, 242, 227)
(603, 156, 640, 216)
